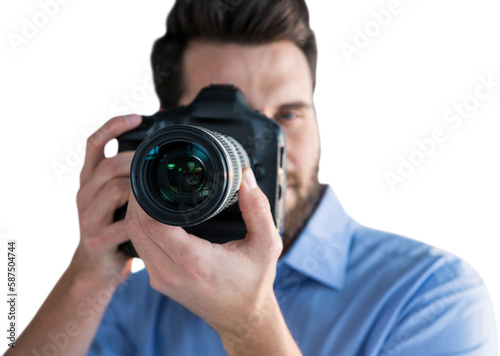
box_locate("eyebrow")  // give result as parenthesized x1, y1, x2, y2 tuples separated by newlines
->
(278, 102, 313, 110)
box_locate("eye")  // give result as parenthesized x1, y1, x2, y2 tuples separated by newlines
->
(275, 109, 297, 123)
(280, 112, 296, 120)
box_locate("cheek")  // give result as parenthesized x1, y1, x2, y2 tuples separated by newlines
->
(285, 127, 320, 174)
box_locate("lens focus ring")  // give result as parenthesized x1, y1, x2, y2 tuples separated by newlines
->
(223, 135, 251, 206)
(193, 126, 250, 212)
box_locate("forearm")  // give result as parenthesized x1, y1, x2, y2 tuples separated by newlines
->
(4, 115, 138, 356)
(4, 257, 122, 356)
(219, 296, 302, 356)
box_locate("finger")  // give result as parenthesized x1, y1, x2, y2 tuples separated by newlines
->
(80, 177, 130, 227)
(77, 152, 134, 211)
(81, 218, 132, 256)
(238, 168, 282, 254)
(125, 194, 211, 267)
(99, 220, 133, 252)
(80, 114, 142, 182)
(125, 201, 206, 295)
(124, 196, 178, 266)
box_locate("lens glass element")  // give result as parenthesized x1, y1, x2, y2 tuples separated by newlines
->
(148, 141, 214, 210)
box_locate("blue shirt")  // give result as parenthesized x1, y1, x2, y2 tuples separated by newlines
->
(89, 186, 498, 355)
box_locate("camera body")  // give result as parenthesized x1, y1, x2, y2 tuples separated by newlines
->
(115, 84, 286, 257)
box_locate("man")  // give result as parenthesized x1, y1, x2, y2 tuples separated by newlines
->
(7, 0, 497, 355)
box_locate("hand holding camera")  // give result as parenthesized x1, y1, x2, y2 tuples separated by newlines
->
(116, 84, 287, 337)
(70, 84, 288, 343)
(116, 84, 286, 257)
(124, 166, 285, 337)
(72, 114, 143, 289)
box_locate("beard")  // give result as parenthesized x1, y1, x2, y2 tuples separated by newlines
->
(281, 163, 323, 256)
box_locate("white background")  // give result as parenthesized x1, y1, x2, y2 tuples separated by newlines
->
(1, 0, 499, 348)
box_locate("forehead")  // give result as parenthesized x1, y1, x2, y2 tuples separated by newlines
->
(180, 40, 313, 109)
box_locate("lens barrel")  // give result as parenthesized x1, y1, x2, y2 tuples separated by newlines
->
(130, 125, 250, 226)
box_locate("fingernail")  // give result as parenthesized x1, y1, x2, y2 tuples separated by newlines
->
(125, 114, 141, 125)
(244, 168, 257, 189)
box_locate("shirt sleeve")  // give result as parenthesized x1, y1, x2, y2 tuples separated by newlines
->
(379, 258, 498, 356)
(86, 296, 136, 356)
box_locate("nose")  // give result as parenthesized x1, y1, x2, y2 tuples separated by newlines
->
(254, 108, 275, 120)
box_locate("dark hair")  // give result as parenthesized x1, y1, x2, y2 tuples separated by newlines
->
(151, 0, 317, 109)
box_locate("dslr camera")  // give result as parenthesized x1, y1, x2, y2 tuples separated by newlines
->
(115, 84, 286, 257)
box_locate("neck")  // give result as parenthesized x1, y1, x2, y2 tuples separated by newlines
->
(280, 183, 326, 257)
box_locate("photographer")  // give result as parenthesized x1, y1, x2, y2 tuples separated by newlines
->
(6, 0, 497, 355)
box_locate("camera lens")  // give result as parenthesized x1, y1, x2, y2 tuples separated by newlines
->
(154, 142, 211, 209)
(130, 125, 250, 226)
(178, 158, 204, 187)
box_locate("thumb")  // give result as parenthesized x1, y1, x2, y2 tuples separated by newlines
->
(238, 168, 282, 252)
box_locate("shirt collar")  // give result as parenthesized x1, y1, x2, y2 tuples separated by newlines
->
(280, 185, 355, 290)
